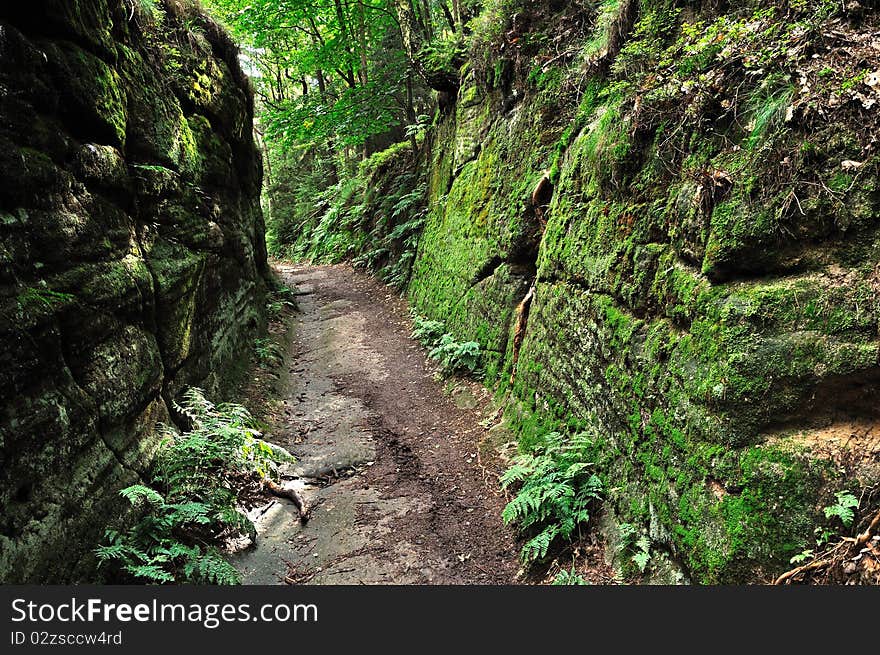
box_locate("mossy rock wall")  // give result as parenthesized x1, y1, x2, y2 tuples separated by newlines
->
(405, 0, 880, 581)
(0, 0, 266, 582)
(408, 63, 566, 381)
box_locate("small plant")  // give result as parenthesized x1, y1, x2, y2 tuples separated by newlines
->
(96, 388, 292, 584)
(552, 568, 589, 585)
(404, 114, 432, 142)
(631, 536, 652, 572)
(254, 338, 283, 367)
(410, 314, 482, 376)
(266, 284, 297, 320)
(823, 490, 859, 528)
(789, 548, 814, 565)
(814, 525, 835, 547)
(411, 315, 447, 348)
(501, 432, 603, 563)
(417, 34, 467, 83)
(427, 334, 482, 376)
(15, 286, 75, 318)
(617, 523, 652, 573)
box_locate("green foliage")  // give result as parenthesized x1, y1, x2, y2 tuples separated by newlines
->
(468, 0, 522, 51)
(15, 286, 75, 316)
(359, 140, 414, 178)
(428, 334, 482, 376)
(201, 0, 444, 263)
(789, 548, 814, 565)
(551, 568, 589, 585)
(254, 337, 283, 367)
(411, 314, 482, 376)
(373, 177, 427, 290)
(823, 490, 859, 528)
(418, 33, 467, 79)
(266, 282, 297, 320)
(96, 388, 293, 584)
(632, 541, 651, 573)
(203, 0, 434, 150)
(501, 432, 603, 563)
(411, 315, 446, 347)
(127, 0, 165, 28)
(119, 485, 164, 506)
(617, 523, 652, 573)
(744, 80, 794, 151)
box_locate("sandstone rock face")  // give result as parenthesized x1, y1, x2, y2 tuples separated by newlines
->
(404, 3, 880, 581)
(0, 0, 267, 582)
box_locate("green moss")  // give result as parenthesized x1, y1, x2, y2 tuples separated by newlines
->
(53, 43, 127, 147)
(270, 0, 880, 583)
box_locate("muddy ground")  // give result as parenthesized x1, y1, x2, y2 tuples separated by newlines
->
(234, 264, 526, 584)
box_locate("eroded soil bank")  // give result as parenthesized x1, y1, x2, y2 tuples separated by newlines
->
(234, 264, 523, 584)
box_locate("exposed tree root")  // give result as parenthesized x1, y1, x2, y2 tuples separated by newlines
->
(855, 507, 880, 548)
(774, 505, 880, 585)
(264, 479, 311, 522)
(774, 557, 834, 585)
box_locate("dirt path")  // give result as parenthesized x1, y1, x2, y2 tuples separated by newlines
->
(233, 264, 521, 584)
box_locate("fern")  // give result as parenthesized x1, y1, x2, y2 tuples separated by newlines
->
(552, 568, 590, 585)
(616, 523, 652, 574)
(96, 388, 292, 585)
(632, 550, 650, 572)
(823, 490, 859, 527)
(94, 542, 132, 563)
(168, 501, 213, 525)
(411, 316, 446, 348)
(120, 485, 165, 506)
(124, 564, 176, 584)
(522, 525, 560, 562)
(502, 431, 603, 563)
(183, 550, 241, 585)
(411, 316, 484, 375)
(427, 334, 482, 376)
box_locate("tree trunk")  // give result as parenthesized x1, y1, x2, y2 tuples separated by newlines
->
(419, 0, 434, 40)
(355, 1, 369, 87)
(333, 0, 359, 89)
(395, 0, 422, 62)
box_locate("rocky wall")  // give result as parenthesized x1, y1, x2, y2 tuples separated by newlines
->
(0, 0, 267, 582)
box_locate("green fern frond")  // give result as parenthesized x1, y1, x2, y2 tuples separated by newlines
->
(95, 543, 131, 562)
(502, 430, 604, 565)
(97, 387, 292, 585)
(522, 525, 560, 563)
(120, 485, 165, 506)
(553, 568, 590, 585)
(186, 550, 242, 585)
(125, 564, 176, 584)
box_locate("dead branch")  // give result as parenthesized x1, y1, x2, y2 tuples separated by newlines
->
(264, 479, 311, 522)
(855, 507, 880, 548)
(773, 557, 832, 585)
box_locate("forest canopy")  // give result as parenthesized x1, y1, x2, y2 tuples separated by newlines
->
(198, 0, 486, 261)
(203, 0, 474, 152)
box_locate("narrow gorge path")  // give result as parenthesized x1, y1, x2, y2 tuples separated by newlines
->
(234, 264, 520, 584)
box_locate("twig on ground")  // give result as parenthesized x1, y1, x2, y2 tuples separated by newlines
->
(264, 479, 311, 522)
